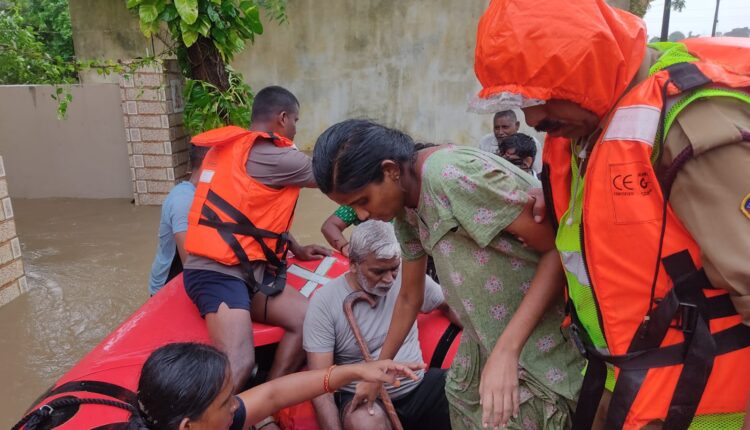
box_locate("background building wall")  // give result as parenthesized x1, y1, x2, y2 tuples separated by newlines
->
(0, 85, 133, 199)
(232, 0, 548, 148)
(69, 0, 545, 150)
(68, 0, 166, 84)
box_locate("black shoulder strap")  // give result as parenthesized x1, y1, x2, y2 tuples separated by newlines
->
(664, 62, 712, 93)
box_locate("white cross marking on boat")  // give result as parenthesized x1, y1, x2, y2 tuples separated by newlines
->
(288, 256, 337, 297)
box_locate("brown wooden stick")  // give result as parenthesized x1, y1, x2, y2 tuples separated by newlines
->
(343, 290, 404, 430)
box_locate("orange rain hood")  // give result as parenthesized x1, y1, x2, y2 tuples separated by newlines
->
(473, 0, 647, 118)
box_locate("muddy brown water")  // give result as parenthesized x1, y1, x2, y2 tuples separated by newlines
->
(0, 189, 337, 427)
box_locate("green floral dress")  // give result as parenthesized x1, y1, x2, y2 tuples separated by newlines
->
(394, 146, 584, 430)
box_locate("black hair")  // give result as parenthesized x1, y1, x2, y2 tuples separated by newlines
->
(189, 144, 210, 171)
(499, 133, 537, 160)
(135, 343, 229, 430)
(493, 110, 517, 123)
(251, 86, 299, 122)
(312, 119, 417, 195)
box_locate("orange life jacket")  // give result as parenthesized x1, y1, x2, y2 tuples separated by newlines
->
(542, 38, 750, 429)
(185, 126, 300, 294)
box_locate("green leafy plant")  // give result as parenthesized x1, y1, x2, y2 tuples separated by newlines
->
(0, 2, 161, 118)
(126, 0, 287, 134)
(0, 7, 75, 85)
(16, 0, 76, 67)
(183, 66, 253, 135)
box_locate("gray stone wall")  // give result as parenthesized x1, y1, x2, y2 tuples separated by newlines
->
(0, 156, 26, 307)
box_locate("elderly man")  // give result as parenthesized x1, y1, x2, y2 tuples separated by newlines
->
(304, 220, 457, 430)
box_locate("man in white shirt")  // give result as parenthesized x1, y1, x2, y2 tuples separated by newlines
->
(478, 110, 542, 173)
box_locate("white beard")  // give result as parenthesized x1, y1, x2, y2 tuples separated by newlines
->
(356, 270, 393, 297)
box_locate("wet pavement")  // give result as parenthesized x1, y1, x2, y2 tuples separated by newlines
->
(0, 189, 337, 427)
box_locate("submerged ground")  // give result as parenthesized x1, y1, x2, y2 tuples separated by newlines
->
(0, 190, 336, 427)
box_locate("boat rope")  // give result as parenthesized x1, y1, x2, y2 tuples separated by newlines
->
(12, 397, 139, 430)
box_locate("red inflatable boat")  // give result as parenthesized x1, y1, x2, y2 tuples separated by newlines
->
(18, 254, 461, 429)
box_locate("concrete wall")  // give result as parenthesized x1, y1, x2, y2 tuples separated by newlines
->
(69, 0, 169, 84)
(234, 0, 538, 149)
(0, 85, 133, 199)
(69, 0, 545, 150)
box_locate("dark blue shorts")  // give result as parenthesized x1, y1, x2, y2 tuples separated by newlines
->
(184, 269, 253, 317)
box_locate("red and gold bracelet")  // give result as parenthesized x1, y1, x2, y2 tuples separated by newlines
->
(323, 364, 338, 393)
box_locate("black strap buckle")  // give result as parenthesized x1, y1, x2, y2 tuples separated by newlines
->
(569, 323, 588, 356)
(276, 232, 290, 254)
(671, 302, 698, 334)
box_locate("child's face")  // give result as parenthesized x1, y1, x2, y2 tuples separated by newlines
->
(179, 373, 238, 430)
(493, 116, 520, 140)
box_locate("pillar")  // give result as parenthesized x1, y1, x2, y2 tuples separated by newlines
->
(119, 59, 190, 205)
(0, 156, 27, 307)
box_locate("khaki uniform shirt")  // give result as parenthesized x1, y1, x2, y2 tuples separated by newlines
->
(633, 49, 750, 325)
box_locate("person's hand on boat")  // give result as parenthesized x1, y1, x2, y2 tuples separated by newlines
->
(354, 359, 424, 385)
(349, 380, 382, 415)
(292, 243, 332, 260)
(479, 348, 520, 429)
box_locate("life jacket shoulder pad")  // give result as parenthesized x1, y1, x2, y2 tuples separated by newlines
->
(191, 125, 253, 148)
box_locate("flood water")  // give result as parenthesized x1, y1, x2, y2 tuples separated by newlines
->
(0, 189, 337, 427)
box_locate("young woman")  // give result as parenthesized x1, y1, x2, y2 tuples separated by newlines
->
(132, 342, 423, 430)
(312, 120, 584, 430)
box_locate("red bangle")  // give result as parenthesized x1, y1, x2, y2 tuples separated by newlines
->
(323, 364, 337, 393)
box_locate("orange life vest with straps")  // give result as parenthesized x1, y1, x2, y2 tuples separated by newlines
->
(185, 126, 300, 295)
(542, 38, 750, 429)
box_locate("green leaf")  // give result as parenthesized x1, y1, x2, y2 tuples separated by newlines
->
(242, 3, 262, 34)
(228, 29, 244, 51)
(174, 0, 198, 24)
(206, 4, 221, 22)
(239, 1, 255, 16)
(244, 14, 262, 35)
(158, 4, 179, 21)
(211, 27, 228, 45)
(126, 0, 142, 9)
(197, 15, 212, 37)
(180, 19, 199, 46)
(139, 18, 160, 37)
(139, 3, 159, 23)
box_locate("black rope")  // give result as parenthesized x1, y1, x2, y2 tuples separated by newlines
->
(12, 397, 138, 430)
(643, 78, 674, 335)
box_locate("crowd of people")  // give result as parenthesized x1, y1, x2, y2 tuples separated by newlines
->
(133, 0, 749, 429)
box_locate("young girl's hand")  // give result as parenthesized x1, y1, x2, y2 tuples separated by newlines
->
(479, 349, 520, 429)
(355, 360, 425, 386)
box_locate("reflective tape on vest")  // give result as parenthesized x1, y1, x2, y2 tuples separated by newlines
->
(561, 251, 591, 287)
(199, 169, 215, 183)
(602, 105, 661, 146)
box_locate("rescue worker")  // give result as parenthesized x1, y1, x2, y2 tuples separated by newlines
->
(183, 86, 330, 430)
(471, 1, 750, 429)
